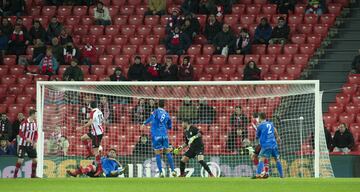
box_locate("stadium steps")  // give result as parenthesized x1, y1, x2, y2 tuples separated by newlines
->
(308, 0, 360, 112)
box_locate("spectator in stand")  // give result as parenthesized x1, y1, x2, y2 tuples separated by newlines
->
(254, 17, 272, 45)
(145, 0, 166, 16)
(197, 100, 215, 124)
(15, 17, 28, 36)
(59, 28, 73, 45)
(181, 0, 200, 14)
(0, 18, 13, 37)
(178, 99, 198, 123)
(160, 56, 178, 81)
(324, 126, 333, 152)
(351, 49, 360, 74)
(146, 99, 157, 114)
(8, 0, 25, 16)
(232, 28, 251, 55)
(305, 0, 323, 15)
(29, 20, 47, 44)
(128, 56, 145, 81)
(0, 29, 8, 57)
(63, 59, 84, 81)
(144, 56, 161, 81)
(8, 24, 28, 56)
(215, 0, 234, 15)
(46, 125, 61, 155)
(165, 26, 191, 55)
(81, 43, 96, 71)
(51, 37, 64, 65)
(39, 47, 59, 76)
(181, 14, 201, 41)
(212, 24, 235, 55)
(276, 0, 296, 14)
(199, 0, 217, 14)
(63, 42, 80, 65)
(204, 14, 222, 44)
(94, 1, 111, 26)
(0, 136, 16, 156)
(166, 9, 181, 34)
(132, 98, 148, 123)
(110, 67, 127, 81)
(47, 16, 63, 42)
(0, 113, 11, 139)
(178, 56, 194, 81)
(0, 0, 11, 16)
(269, 17, 290, 45)
(226, 106, 249, 152)
(58, 136, 69, 156)
(243, 61, 261, 80)
(333, 123, 354, 153)
(133, 134, 152, 156)
(32, 38, 46, 65)
(99, 96, 110, 123)
(10, 113, 24, 142)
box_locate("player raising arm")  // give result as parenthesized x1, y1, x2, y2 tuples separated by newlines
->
(141, 100, 176, 177)
(254, 112, 283, 179)
(14, 109, 38, 178)
(67, 148, 125, 177)
(173, 119, 214, 177)
(76, 101, 104, 177)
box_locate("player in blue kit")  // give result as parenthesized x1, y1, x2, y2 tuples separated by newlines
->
(141, 99, 176, 177)
(254, 112, 283, 179)
(66, 148, 125, 177)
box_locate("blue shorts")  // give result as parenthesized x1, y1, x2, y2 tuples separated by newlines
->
(152, 135, 169, 150)
(259, 146, 280, 160)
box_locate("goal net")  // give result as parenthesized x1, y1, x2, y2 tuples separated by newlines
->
(36, 81, 333, 178)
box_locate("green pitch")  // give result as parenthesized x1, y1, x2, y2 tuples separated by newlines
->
(1, 178, 360, 192)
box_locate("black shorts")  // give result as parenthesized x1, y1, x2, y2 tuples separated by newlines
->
(87, 133, 103, 148)
(185, 145, 204, 159)
(17, 146, 37, 159)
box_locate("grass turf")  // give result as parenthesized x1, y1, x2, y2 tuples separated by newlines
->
(1, 178, 360, 192)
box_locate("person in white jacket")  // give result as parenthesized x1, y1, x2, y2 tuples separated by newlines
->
(94, 1, 111, 26)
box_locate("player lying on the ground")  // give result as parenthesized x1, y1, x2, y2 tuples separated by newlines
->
(173, 119, 214, 177)
(141, 100, 176, 177)
(67, 148, 125, 177)
(254, 112, 283, 179)
(76, 101, 105, 177)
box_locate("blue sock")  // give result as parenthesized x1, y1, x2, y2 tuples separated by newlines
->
(276, 160, 283, 178)
(166, 153, 175, 172)
(155, 154, 162, 173)
(256, 161, 264, 175)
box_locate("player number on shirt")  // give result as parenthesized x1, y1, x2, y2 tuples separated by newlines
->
(267, 124, 272, 134)
(160, 114, 166, 122)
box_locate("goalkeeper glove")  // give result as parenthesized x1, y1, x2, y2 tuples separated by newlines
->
(173, 147, 181, 155)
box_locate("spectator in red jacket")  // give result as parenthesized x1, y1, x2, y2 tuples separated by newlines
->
(178, 56, 194, 81)
(144, 56, 161, 81)
(8, 24, 28, 56)
(81, 43, 97, 72)
(243, 61, 261, 80)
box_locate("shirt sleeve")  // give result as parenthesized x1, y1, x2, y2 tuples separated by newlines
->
(166, 115, 172, 130)
(256, 125, 262, 139)
(144, 111, 155, 125)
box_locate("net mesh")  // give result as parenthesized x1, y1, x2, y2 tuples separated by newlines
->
(39, 82, 334, 178)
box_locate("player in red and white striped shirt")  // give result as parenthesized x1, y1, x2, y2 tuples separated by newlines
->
(76, 101, 104, 177)
(13, 109, 38, 178)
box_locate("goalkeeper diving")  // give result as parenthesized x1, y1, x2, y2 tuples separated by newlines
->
(173, 119, 214, 177)
(66, 148, 126, 177)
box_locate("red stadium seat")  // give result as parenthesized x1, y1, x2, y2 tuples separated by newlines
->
(267, 45, 282, 55)
(98, 55, 114, 65)
(240, 14, 255, 25)
(350, 123, 360, 135)
(121, 25, 136, 36)
(119, 5, 135, 15)
(198, 74, 212, 81)
(211, 55, 227, 65)
(194, 35, 207, 44)
(251, 45, 266, 54)
(348, 74, 360, 84)
(145, 35, 160, 45)
(187, 44, 202, 55)
(228, 55, 244, 65)
(136, 25, 152, 36)
(352, 95, 360, 106)
(105, 25, 120, 35)
(144, 15, 160, 26)
(299, 44, 315, 55)
(89, 25, 104, 36)
(21, 16, 34, 29)
(284, 44, 299, 54)
(97, 35, 112, 45)
(129, 36, 144, 45)
(81, 35, 96, 45)
(297, 24, 313, 34)
(152, 25, 166, 38)
(154, 45, 167, 55)
(9, 65, 25, 75)
(342, 83, 358, 95)
(3, 55, 17, 65)
(263, 74, 278, 80)
(262, 4, 277, 14)
(313, 24, 329, 38)
(7, 104, 24, 114)
(286, 65, 302, 78)
(135, 5, 148, 15)
(307, 34, 322, 47)
(105, 45, 122, 56)
(291, 34, 306, 44)
(339, 113, 355, 125)
(224, 14, 239, 26)
(327, 4, 342, 16)
(320, 14, 336, 25)
(246, 4, 261, 14)
(221, 65, 236, 75)
(269, 65, 286, 75)
(114, 55, 130, 66)
(33, 75, 49, 83)
(8, 85, 24, 95)
(0, 66, 8, 76)
(336, 93, 351, 105)
(112, 15, 128, 25)
(304, 14, 319, 24)
(288, 14, 303, 25)
(57, 6, 72, 16)
(260, 55, 276, 65)
(138, 45, 154, 55)
(192, 65, 204, 76)
(72, 6, 87, 16)
(323, 113, 338, 127)
(276, 54, 293, 65)
(213, 74, 229, 81)
(29, 6, 41, 16)
(113, 35, 128, 45)
(204, 65, 220, 75)
(1, 75, 16, 85)
(91, 66, 106, 75)
(108, 5, 119, 17)
(16, 95, 32, 105)
(294, 4, 306, 14)
(293, 54, 309, 67)
(195, 55, 211, 65)
(345, 104, 360, 114)
(84, 75, 98, 81)
(128, 15, 144, 25)
(328, 103, 344, 114)
(202, 44, 215, 55)
(122, 45, 138, 55)
(65, 16, 80, 25)
(232, 4, 245, 14)
(41, 6, 56, 17)
(244, 55, 260, 64)
(73, 25, 89, 36)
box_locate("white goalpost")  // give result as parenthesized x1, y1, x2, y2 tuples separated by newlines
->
(36, 80, 333, 178)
